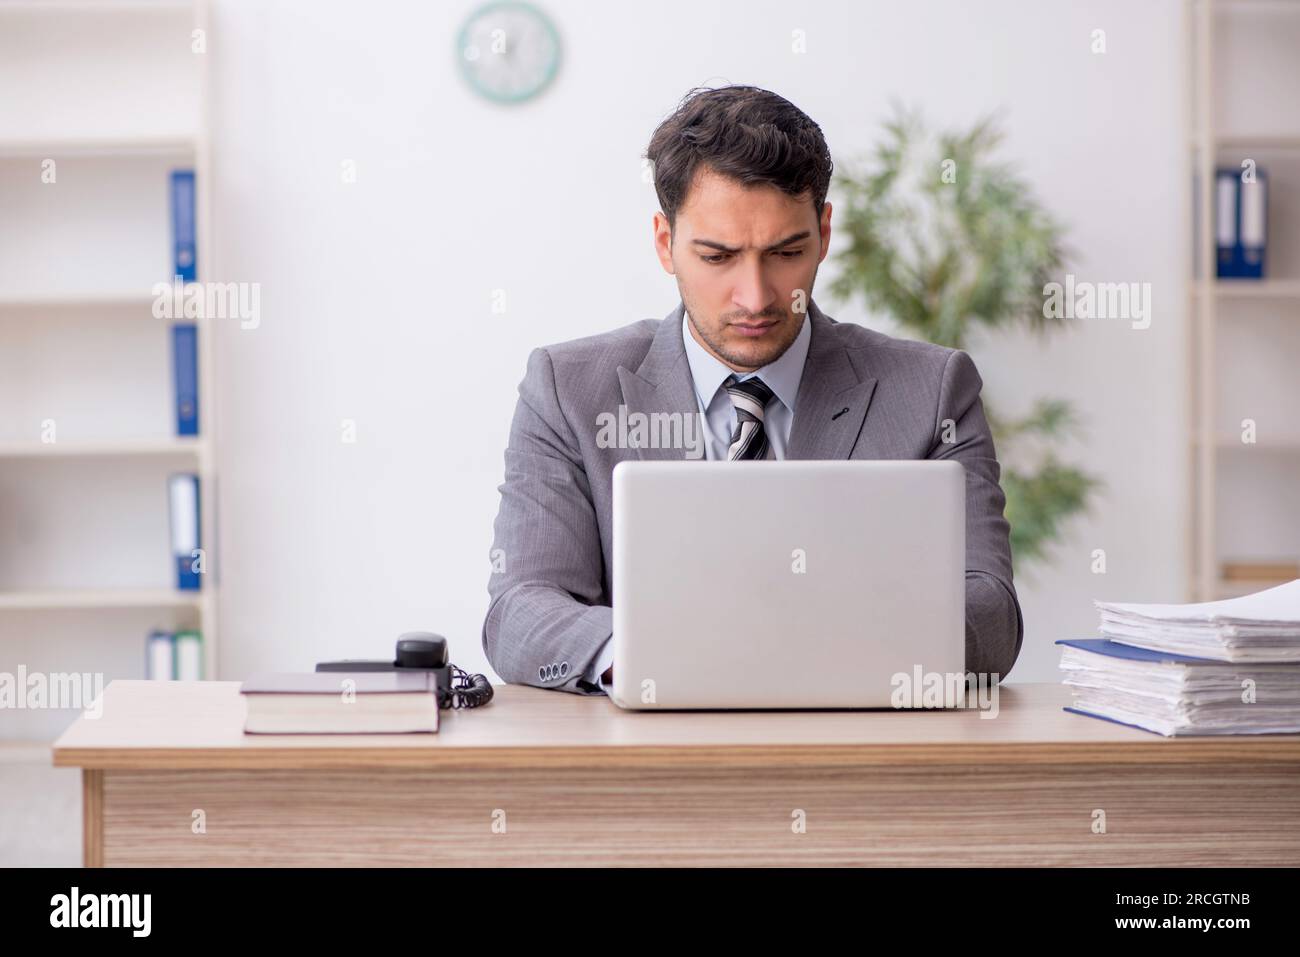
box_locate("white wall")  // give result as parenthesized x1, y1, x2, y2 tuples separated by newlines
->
(208, 0, 1190, 684)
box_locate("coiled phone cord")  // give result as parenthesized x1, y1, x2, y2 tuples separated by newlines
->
(443, 664, 494, 710)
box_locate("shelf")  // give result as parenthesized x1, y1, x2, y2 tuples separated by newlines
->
(1191, 134, 1300, 152)
(1191, 280, 1300, 298)
(1193, 434, 1300, 451)
(0, 1, 193, 12)
(1215, 577, 1295, 600)
(1216, 0, 1300, 14)
(0, 135, 196, 159)
(0, 437, 207, 458)
(0, 588, 202, 611)
(0, 293, 159, 310)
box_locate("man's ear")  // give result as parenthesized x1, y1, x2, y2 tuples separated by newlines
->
(817, 201, 833, 264)
(652, 211, 676, 275)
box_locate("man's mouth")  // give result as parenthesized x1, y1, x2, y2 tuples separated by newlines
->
(730, 318, 779, 337)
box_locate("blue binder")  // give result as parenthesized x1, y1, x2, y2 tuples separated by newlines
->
(1215, 167, 1267, 279)
(1239, 170, 1267, 278)
(170, 169, 196, 282)
(171, 322, 199, 436)
(168, 473, 201, 591)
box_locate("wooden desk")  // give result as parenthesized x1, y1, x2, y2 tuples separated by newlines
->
(54, 680, 1300, 866)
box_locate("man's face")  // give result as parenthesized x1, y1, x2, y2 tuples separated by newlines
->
(653, 165, 832, 372)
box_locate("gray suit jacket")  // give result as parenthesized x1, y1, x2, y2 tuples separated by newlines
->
(483, 299, 1024, 695)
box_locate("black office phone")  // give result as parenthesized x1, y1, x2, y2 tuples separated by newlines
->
(316, 632, 493, 710)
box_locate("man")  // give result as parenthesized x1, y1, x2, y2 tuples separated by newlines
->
(483, 85, 1023, 695)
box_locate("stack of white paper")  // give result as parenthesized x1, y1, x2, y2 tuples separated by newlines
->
(1094, 579, 1300, 662)
(1057, 640, 1300, 736)
(1056, 580, 1300, 736)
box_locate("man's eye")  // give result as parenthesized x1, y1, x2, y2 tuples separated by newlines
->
(700, 250, 801, 264)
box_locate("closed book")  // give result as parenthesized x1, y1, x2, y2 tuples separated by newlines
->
(241, 671, 440, 734)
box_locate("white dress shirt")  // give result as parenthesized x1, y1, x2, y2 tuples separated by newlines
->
(587, 308, 813, 688)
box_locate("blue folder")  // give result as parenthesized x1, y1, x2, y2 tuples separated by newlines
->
(1055, 637, 1224, 664)
(172, 322, 198, 436)
(170, 169, 196, 282)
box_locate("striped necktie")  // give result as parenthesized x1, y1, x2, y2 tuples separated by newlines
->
(725, 375, 775, 460)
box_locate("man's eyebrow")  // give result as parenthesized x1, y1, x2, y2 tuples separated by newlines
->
(690, 231, 812, 254)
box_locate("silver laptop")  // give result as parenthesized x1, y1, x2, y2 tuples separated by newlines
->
(609, 460, 966, 710)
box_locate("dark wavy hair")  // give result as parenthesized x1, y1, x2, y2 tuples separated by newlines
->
(645, 85, 833, 229)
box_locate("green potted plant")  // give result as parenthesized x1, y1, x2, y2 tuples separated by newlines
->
(831, 108, 1099, 571)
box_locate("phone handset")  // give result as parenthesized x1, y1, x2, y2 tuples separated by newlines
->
(315, 631, 494, 710)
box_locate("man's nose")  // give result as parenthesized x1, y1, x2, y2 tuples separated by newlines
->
(731, 258, 776, 317)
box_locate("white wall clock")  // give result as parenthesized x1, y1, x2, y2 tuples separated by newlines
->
(456, 1, 562, 104)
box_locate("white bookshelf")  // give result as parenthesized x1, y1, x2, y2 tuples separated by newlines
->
(1188, 0, 1300, 601)
(0, 0, 218, 746)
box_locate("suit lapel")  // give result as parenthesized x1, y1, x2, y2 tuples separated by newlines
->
(786, 303, 878, 460)
(617, 299, 879, 461)
(617, 301, 699, 461)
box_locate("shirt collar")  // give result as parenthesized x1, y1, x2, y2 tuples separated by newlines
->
(681, 307, 811, 414)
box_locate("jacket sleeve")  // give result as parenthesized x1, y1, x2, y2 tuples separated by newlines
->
(482, 346, 613, 695)
(930, 349, 1024, 681)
